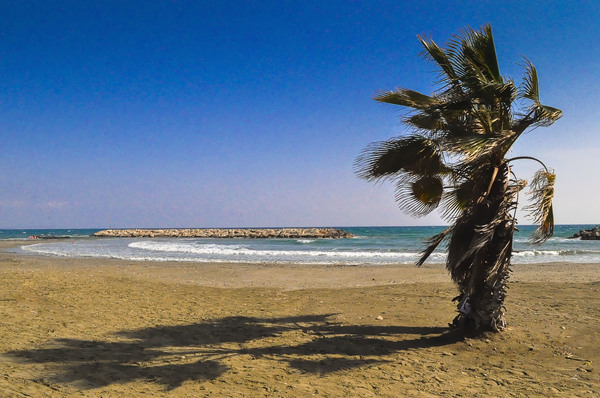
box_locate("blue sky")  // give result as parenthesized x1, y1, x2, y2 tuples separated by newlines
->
(1, 1, 599, 228)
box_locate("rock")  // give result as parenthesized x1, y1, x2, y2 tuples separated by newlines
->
(92, 228, 354, 239)
(376, 315, 384, 321)
(569, 226, 600, 240)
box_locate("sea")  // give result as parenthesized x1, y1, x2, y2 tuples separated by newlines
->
(2, 225, 599, 266)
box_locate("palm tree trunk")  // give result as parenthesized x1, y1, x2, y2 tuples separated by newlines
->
(463, 221, 513, 334)
(448, 164, 516, 336)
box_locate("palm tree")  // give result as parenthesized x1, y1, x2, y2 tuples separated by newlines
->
(355, 25, 561, 336)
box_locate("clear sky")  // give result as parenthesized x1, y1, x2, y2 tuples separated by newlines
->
(1, 0, 599, 228)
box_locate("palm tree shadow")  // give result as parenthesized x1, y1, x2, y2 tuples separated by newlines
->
(5, 314, 460, 390)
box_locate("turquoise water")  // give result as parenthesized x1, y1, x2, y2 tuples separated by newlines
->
(5, 225, 600, 265)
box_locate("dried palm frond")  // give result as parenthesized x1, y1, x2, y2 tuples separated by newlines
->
(417, 226, 452, 266)
(525, 170, 555, 243)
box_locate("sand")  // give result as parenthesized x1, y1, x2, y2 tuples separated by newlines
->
(0, 240, 599, 397)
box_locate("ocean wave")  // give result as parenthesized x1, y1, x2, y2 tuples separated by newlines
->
(129, 241, 247, 255)
(549, 237, 581, 242)
(512, 249, 600, 257)
(513, 250, 560, 257)
(20, 229, 600, 266)
(128, 240, 437, 260)
(23, 242, 446, 265)
(21, 244, 208, 263)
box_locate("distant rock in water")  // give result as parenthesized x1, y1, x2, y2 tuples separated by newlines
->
(569, 226, 600, 240)
(92, 228, 354, 239)
(27, 235, 71, 240)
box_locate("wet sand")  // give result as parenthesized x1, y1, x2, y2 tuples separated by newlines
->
(0, 241, 598, 396)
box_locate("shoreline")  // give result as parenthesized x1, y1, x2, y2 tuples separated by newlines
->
(2, 240, 599, 288)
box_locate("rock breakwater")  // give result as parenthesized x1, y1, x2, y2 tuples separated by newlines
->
(569, 226, 600, 240)
(92, 228, 353, 239)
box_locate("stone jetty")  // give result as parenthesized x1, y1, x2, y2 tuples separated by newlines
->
(92, 228, 353, 239)
(569, 226, 600, 240)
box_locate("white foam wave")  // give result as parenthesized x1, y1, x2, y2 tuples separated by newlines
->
(513, 236, 583, 244)
(512, 249, 600, 257)
(14, 227, 600, 266)
(23, 241, 445, 265)
(513, 250, 560, 257)
(128, 240, 432, 260)
(129, 241, 247, 255)
(21, 243, 208, 263)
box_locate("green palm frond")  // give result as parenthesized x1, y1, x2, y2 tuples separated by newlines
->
(478, 80, 517, 107)
(472, 24, 501, 83)
(411, 176, 444, 203)
(404, 112, 445, 130)
(533, 105, 563, 127)
(374, 89, 439, 109)
(354, 136, 443, 181)
(442, 131, 515, 162)
(520, 58, 540, 103)
(525, 170, 555, 243)
(518, 59, 563, 130)
(444, 25, 502, 92)
(418, 36, 460, 85)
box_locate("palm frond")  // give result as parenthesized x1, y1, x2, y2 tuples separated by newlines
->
(417, 226, 452, 266)
(374, 89, 438, 109)
(478, 81, 517, 108)
(395, 175, 444, 217)
(483, 184, 522, 284)
(533, 105, 563, 127)
(475, 24, 501, 82)
(484, 233, 513, 285)
(525, 170, 555, 243)
(444, 25, 502, 94)
(454, 209, 506, 274)
(354, 136, 443, 181)
(439, 180, 476, 221)
(448, 178, 519, 289)
(520, 58, 540, 103)
(442, 131, 515, 163)
(417, 36, 459, 84)
(518, 60, 563, 129)
(404, 112, 445, 131)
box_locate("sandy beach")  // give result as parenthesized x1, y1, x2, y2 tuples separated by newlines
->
(0, 241, 598, 397)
